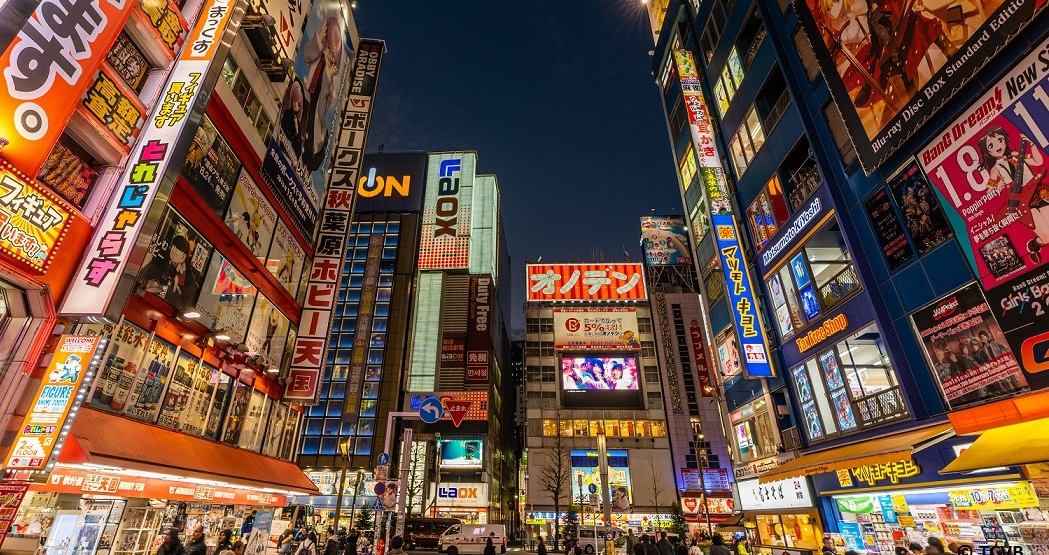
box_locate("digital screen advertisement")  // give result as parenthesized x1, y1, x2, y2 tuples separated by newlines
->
(570, 449, 632, 513)
(560, 354, 643, 408)
(439, 439, 484, 469)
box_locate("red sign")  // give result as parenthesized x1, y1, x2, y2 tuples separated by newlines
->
(689, 319, 713, 395)
(682, 498, 698, 512)
(446, 401, 471, 427)
(36, 468, 287, 505)
(0, 482, 29, 548)
(526, 263, 647, 301)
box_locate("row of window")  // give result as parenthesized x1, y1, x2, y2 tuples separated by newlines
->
(220, 55, 273, 141)
(541, 419, 668, 438)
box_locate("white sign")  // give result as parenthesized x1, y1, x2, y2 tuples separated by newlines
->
(553, 308, 641, 350)
(736, 477, 815, 511)
(431, 482, 488, 508)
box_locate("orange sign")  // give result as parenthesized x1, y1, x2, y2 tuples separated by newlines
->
(527, 263, 647, 301)
(36, 468, 287, 506)
(795, 313, 849, 354)
(0, 0, 137, 174)
(410, 391, 488, 421)
(5, 335, 100, 470)
(0, 165, 73, 272)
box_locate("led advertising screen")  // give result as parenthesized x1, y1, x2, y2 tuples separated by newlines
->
(570, 449, 632, 513)
(560, 354, 642, 409)
(438, 439, 483, 469)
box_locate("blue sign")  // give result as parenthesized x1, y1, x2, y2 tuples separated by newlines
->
(588, 483, 598, 494)
(374, 482, 386, 495)
(377, 452, 390, 466)
(711, 214, 775, 377)
(419, 396, 444, 424)
(757, 185, 833, 275)
(839, 522, 865, 551)
(878, 495, 898, 524)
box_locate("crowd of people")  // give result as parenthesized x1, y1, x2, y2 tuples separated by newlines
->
(151, 525, 390, 555)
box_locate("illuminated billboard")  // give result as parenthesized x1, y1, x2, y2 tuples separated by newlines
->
(527, 263, 647, 301)
(356, 152, 427, 212)
(439, 438, 483, 469)
(641, 216, 691, 265)
(560, 354, 643, 409)
(712, 216, 774, 377)
(553, 308, 640, 351)
(419, 152, 475, 270)
(571, 449, 632, 513)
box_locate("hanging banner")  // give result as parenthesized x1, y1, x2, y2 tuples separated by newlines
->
(0, 163, 73, 272)
(60, 0, 245, 317)
(5, 335, 101, 470)
(342, 233, 382, 421)
(285, 39, 383, 402)
(794, 0, 1046, 173)
(688, 319, 714, 396)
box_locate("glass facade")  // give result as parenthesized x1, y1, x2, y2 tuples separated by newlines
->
(300, 221, 400, 457)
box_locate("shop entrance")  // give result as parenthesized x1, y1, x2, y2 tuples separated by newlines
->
(0, 278, 53, 441)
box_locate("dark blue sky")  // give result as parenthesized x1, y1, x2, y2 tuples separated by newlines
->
(355, 1, 683, 334)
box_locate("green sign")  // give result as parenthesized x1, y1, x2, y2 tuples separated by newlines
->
(836, 496, 874, 514)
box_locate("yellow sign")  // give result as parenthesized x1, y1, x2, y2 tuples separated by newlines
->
(838, 459, 921, 487)
(949, 482, 1038, 511)
(0, 166, 73, 272)
(892, 495, 910, 513)
(796, 314, 849, 353)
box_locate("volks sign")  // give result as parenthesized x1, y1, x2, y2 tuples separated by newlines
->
(432, 483, 487, 507)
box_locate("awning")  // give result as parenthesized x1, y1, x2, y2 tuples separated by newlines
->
(758, 422, 954, 483)
(941, 416, 1049, 474)
(59, 407, 320, 495)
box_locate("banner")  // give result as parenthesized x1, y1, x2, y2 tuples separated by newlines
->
(61, 0, 243, 316)
(527, 263, 647, 301)
(910, 283, 1028, 409)
(465, 275, 491, 383)
(5, 335, 100, 470)
(285, 39, 383, 402)
(37, 468, 287, 505)
(553, 308, 641, 350)
(795, 0, 1046, 172)
(341, 233, 381, 419)
(640, 216, 692, 265)
(688, 319, 715, 396)
(419, 152, 474, 270)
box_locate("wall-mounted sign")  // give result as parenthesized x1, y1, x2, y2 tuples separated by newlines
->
(736, 476, 815, 511)
(355, 152, 427, 212)
(419, 152, 473, 270)
(948, 482, 1038, 511)
(640, 216, 692, 265)
(38, 468, 287, 505)
(0, 482, 29, 547)
(688, 319, 714, 397)
(408, 391, 489, 421)
(0, 167, 72, 272)
(836, 459, 921, 488)
(795, 314, 849, 354)
(759, 192, 828, 274)
(864, 187, 914, 270)
(465, 275, 492, 383)
(5, 335, 101, 470)
(528, 263, 647, 301)
(711, 215, 774, 377)
(680, 496, 735, 515)
(553, 308, 641, 351)
(431, 483, 488, 508)
(80, 65, 145, 148)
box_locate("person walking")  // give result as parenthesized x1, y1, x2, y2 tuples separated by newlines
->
(656, 533, 673, 555)
(232, 541, 245, 555)
(640, 535, 660, 555)
(323, 529, 341, 555)
(215, 530, 234, 554)
(626, 531, 638, 555)
(688, 539, 702, 555)
(299, 532, 319, 555)
(822, 537, 837, 555)
(484, 537, 497, 555)
(386, 537, 407, 555)
(184, 526, 207, 555)
(345, 530, 360, 555)
(673, 537, 688, 555)
(157, 528, 186, 555)
(709, 535, 732, 555)
(538, 537, 547, 555)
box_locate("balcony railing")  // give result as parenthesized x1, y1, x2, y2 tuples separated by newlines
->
(763, 89, 792, 133)
(743, 26, 767, 69)
(818, 264, 861, 309)
(788, 162, 824, 211)
(854, 387, 909, 428)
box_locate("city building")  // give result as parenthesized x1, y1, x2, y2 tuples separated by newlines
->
(647, 0, 1048, 549)
(0, 0, 381, 550)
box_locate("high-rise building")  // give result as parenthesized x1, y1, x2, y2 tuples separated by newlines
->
(647, 0, 1047, 546)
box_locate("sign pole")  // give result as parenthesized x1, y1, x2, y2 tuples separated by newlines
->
(596, 435, 612, 544)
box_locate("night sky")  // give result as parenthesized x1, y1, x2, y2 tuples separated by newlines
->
(355, 1, 683, 335)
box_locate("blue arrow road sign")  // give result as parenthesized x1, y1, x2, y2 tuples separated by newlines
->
(588, 483, 597, 494)
(378, 452, 390, 466)
(419, 396, 444, 424)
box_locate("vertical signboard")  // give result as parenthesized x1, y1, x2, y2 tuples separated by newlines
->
(284, 39, 383, 402)
(60, 0, 243, 316)
(688, 319, 714, 396)
(419, 152, 474, 270)
(466, 276, 491, 383)
(5, 335, 101, 470)
(0, 0, 138, 174)
(261, 0, 359, 238)
(342, 233, 381, 422)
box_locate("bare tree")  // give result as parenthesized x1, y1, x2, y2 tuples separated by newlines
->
(404, 440, 428, 517)
(647, 456, 667, 513)
(539, 417, 570, 551)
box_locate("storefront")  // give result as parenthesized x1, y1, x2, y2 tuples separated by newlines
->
(735, 476, 821, 555)
(431, 483, 489, 524)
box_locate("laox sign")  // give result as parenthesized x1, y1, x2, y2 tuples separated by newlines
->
(438, 486, 478, 499)
(435, 158, 462, 237)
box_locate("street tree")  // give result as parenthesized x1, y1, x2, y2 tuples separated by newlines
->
(539, 417, 571, 551)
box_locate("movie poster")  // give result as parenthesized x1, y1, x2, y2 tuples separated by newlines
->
(245, 294, 291, 370)
(919, 37, 1049, 292)
(192, 253, 257, 343)
(795, 0, 1046, 172)
(181, 115, 241, 213)
(225, 169, 277, 260)
(911, 283, 1029, 408)
(265, 221, 307, 299)
(888, 162, 954, 255)
(138, 208, 213, 310)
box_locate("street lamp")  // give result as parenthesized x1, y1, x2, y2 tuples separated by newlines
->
(696, 439, 713, 535)
(349, 469, 365, 530)
(334, 440, 351, 531)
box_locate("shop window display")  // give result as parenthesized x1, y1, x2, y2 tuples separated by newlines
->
(157, 352, 216, 435)
(237, 390, 270, 451)
(730, 399, 778, 463)
(755, 513, 821, 549)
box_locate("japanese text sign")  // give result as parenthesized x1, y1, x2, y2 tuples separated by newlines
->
(466, 275, 492, 383)
(341, 233, 382, 421)
(553, 308, 641, 350)
(673, 50, 732, 216)
(836, 459, 921, 488)
(527, 263, 647, 301)
(135, 0, 187, 57)
(285, 38, 383, 402)
(408, 391, 489, 421)
(737, 477, 814, 511)
(80, 63, 144, 147)
(38, 468, 288, 505)
(0, 482, 29, 546)
(5, 335, 100, 470)
(0, 0, 137, 175)
(949, 482, 1038, 511)
(61, 0, 242, 316)
(640, 216, 692, 266)
(712, 214, 774, 377)
(0, 166, 72, 272)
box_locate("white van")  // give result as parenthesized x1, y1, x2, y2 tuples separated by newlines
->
(438, 523, 507, 555)
(575, 527, 625, 554)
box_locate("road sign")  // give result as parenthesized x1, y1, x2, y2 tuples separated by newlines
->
(373, 482, 386, 495)
(588, 483, 597, 494)
(446, 400, 472, 427)
(605, 532, 614, 541)
(377, 452, 390, 466)
(419, 396, 444, 424)
(375, 465, 389, 481)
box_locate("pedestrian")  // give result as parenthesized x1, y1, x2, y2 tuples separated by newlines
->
(896, 547, 910, 555)
(656, 532, 674, 555)
(232, 541, 246, 555)
(641, 534, 660, 555)
(242, 511, 258, 536)
(299, 532, 319, 555)
(626, 530, 638, 555)
(538, 537, 547, 555)
(673, 537, 688, 555)
(324, 529, 341, 555)
(736, 538, 749, 555)
(709, 535, 732, 555)
(185, 526, 207, 555)
(909, 543, 924, 555)
(387, 537, 407, 555)
(346, 530, 360, 555)
(157, 528, 186, 555)
(688, 539, 702, 555)
(822, 537, 837, 555)
(216, 530, 234, 554)
(946, 543, 962, 555)
(926, 538, 946, 555)
(485, 536, 497, 555)
(845, 551, 859, 555)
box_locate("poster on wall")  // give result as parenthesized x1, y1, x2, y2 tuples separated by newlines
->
(888, 163, 953, 255)
(918, 35, 1049, 291)
(245, 294, 291, 370)
(123, 336, 178, 423)
(911, 282, 1030, 408)
(182, 115, 241, 214)
(716, 332, 742, 379)
(225, 169, 277, 260)
(91, 323, 150, 413)
(265, 222, 306, 299)
(192, 253, 257, 343)
(794, 0, 1046, 172)
(138, 208, 213, 310)
(864, 188, 915, 269)
(640, 216, 692, 265)
(553, 308, 641, 350)
(570, 449, 632, 513)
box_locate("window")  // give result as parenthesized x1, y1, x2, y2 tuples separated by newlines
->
(679, 145, 698, 191)
(747, 175, 791, 250)
(38, 134, 104, 209)
(714, 48, 745, 117)
(729, 106, 766, 178)
(730, 399, 777, 462)
(221, 54, 273, 140)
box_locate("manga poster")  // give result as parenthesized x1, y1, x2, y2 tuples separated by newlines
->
(888, 162, 954, 254)
(265, 221, 307, 300)
(138, 208, 212, 310)
(795, 0, 1047, 172)
(910, 283, 1030, 408)
(181, 115, 241, 214)
(192, 252, 258, 344)
(245, 294, 291, 370)
(225, 169, 277, 260)
(918, 38, 1049, 291)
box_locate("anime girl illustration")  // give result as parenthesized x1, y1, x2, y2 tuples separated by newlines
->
(979, 127, 1049, 263)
